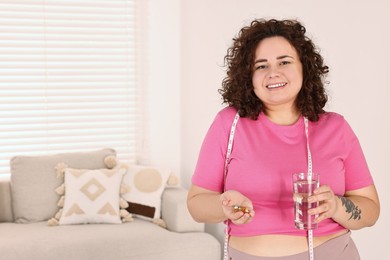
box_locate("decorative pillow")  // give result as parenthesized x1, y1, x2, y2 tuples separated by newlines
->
(10, 148, 116, 223)
(122, 164, 171, 221)
(48, 166, 132, 225)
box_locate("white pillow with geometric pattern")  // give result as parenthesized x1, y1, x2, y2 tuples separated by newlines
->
(51, 167, 127, 225)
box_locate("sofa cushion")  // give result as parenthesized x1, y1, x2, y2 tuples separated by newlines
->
(56, 167, 126, 225)
(0, 220, 221, 260)
(10, 148, 116, 223)
(122, 164, 170, 220)
(0, 175, 13, 222)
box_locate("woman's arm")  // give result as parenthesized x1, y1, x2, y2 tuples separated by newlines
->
(187, 184, 226, 223)
(187, 184, 255, 224)
(310, 184, 380, 230)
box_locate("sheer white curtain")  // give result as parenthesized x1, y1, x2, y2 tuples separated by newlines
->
(0, 0, 143, 175)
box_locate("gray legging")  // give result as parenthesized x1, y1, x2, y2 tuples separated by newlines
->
(228, 231, 360, 260)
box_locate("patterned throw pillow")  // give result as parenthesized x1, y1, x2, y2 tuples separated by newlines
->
(48, 167, 129, 225)
(122, 164, 171, 220)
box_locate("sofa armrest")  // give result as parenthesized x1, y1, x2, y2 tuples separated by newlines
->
(0, 175, 14, 222)
(161, 187, 205, 233)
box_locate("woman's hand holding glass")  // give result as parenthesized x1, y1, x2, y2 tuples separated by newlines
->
(308, 185, 339, 223)
(220, 190, 255, 225)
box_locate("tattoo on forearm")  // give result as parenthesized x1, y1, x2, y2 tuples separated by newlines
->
(339, 196, 361, 220)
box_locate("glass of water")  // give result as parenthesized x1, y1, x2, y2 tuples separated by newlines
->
(293, 172, 320, 230)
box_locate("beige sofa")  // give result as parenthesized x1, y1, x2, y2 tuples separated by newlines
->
(0, 149, 221, 260)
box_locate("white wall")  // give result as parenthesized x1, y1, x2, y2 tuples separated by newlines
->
(178, 0, 390, 259)
(142, 0, 181, 175)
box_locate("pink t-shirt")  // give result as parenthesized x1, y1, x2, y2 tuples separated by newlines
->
(192, 107, 373, 237)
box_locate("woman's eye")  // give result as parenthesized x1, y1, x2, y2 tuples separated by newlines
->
(280, 61, 291, 65)
(255, 65, 267, 70)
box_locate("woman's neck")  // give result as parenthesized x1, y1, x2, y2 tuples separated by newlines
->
(264, 107, 301, 126)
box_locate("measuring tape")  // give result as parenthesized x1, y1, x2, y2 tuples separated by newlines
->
(304, 117, 315, 260)
(223, 112, 240, 260)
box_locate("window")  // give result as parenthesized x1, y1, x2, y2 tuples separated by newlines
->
(0, 0, 142, 175)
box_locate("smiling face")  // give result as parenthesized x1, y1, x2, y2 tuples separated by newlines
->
(252, 36, 303, 113)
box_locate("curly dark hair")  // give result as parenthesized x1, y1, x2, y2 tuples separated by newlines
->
(219, 19, 329, 121)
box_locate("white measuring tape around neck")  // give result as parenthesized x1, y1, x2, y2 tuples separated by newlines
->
(304, 117, 315, 260)
(223, 112, 240, 260)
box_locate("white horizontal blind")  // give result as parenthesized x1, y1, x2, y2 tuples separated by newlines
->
(0, 0, 141, 174)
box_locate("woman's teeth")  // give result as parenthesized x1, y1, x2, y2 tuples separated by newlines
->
(267, 83, 286, 89)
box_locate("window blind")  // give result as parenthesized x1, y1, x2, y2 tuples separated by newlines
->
(0, 0, 141, 175)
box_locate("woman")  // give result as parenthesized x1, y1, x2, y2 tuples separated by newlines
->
(187, 19, 380, 260)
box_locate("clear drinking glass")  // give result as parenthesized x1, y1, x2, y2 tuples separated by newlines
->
(293, 172, 320, 230)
